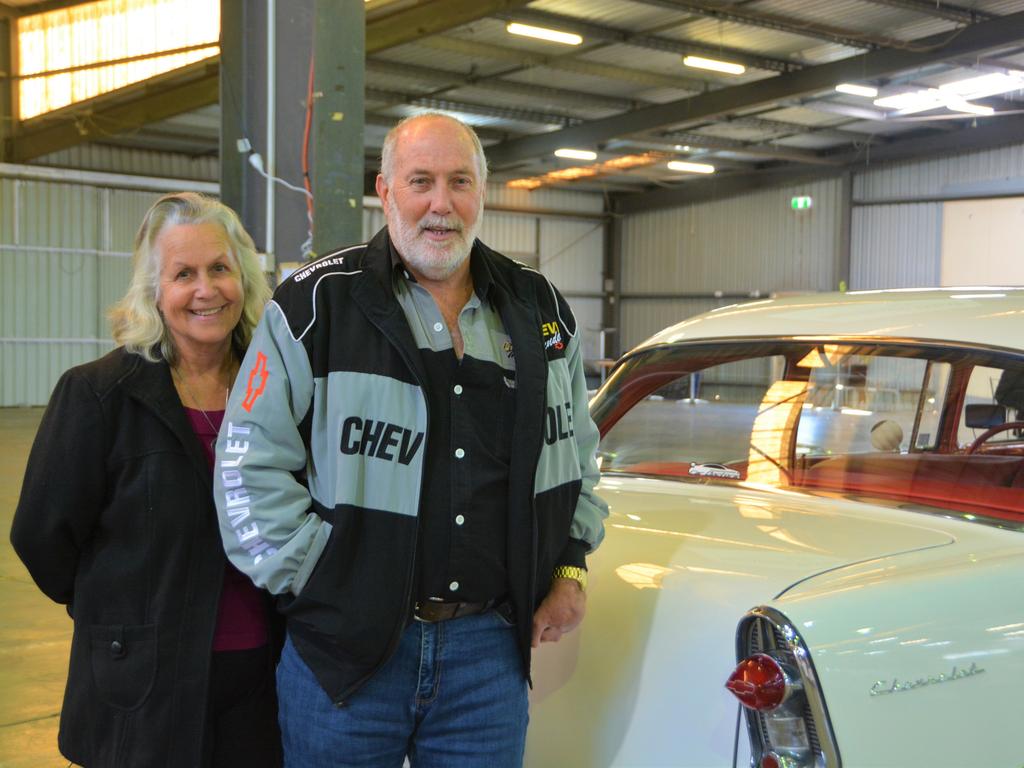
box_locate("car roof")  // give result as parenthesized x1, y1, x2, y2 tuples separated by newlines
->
(636, 288, 1024, 354)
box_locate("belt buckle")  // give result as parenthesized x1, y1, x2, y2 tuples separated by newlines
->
(414, 600, 454, 623)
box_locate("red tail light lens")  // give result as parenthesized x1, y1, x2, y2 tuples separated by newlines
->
(725, 653, 786, 710)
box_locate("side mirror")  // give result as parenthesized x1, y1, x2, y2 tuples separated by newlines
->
(965, 403, 1007, 429)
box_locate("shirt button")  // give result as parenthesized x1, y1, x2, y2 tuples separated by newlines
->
(454, 448, 465, 459)
(449, 581, 459, 592)
(455, 514, 465, 525)
(453, 384, 463, 395)
(433, 322, 444, 332)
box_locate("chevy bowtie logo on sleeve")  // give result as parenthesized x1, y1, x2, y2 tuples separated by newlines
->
(340, 417, 424, 465)
(541, 321, 564, 351)
(242, 352, 269, 412)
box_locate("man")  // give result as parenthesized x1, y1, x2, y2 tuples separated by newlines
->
(214, 113, 607, 766)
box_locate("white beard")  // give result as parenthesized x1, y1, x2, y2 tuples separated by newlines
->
(388, 208, 482, 282)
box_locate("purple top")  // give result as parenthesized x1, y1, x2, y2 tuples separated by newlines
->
(184, 407, 269, 652)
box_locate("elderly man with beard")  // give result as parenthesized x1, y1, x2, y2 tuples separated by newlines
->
(214, 112, 607, 767)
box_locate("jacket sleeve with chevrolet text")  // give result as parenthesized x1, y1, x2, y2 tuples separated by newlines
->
(213, 228, 607, 701)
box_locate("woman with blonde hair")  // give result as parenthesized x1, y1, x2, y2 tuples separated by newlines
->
(12, 192, 282, 767)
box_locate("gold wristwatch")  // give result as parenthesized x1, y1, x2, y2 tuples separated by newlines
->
(553, 565, 587, 592)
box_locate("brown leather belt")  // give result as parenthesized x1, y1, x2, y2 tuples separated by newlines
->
(414, 599, 495, 623)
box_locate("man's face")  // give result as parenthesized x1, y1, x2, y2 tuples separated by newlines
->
(376, 117, 484, 282)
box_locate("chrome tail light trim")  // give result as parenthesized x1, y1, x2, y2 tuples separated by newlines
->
(736, 606, 842, 768)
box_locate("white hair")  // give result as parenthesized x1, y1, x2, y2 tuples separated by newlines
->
(108, 192, 271, 364)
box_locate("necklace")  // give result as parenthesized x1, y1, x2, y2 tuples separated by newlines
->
(171, 365, 230, 451)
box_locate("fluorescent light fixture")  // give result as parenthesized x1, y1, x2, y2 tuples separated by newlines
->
(683, 55, 745, 75)
(945, 97, 994, 116)
(874, 88, 942, 113)
(874, 69, 1024, 115)
(554, 148, 597, 161)
(940, 70, 1024, 98)
(835, 83, 878, 98)
(668, 160, 715, 174)
(506, 22, 582, 45)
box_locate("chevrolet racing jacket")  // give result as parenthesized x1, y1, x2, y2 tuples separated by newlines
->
(214, 227, 608, 702)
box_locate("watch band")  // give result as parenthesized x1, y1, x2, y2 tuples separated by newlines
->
(553, 565, 587, 591)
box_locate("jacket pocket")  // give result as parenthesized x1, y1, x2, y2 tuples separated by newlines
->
(88, 623, 157, 710)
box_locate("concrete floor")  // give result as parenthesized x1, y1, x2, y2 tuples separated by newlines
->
(0, 407, 72, 768)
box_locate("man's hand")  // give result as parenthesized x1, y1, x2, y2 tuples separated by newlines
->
(531, 577, 586, 648)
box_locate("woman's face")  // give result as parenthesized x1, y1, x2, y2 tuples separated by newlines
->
(155, 222, 244, 362)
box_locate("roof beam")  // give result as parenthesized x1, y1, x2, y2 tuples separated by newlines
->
(367, 59, 639, 111)
(633, 0, 905, 50)
(497, 7, 799, 72)
(7, 57, 219, 162)
(485, 11, 1024, 167)
(860, 0, 994, 24)
(622, 133, 845, 165)
(365, 0, 531, 53)
(366, 86, 580, 127)
(419, 36, 707, 91)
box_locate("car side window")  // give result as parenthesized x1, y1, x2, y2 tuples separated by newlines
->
(795, 355, 950, 458)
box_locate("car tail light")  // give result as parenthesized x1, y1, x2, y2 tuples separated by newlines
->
(726, 653, 788, 710)
(730, 609, 841, 768)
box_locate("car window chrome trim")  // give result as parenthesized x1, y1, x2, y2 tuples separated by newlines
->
(609, 335, 1024, 380)
(736, 606, 842, 768)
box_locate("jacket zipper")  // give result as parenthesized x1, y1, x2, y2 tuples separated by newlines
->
(333, 305, 429, 707)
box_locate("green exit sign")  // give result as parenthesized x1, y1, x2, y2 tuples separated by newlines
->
(791, 196, 813, 210)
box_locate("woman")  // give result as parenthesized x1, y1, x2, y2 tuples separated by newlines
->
(11, 193, 281, 767)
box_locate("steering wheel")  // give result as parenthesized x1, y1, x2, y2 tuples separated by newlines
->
(965, 421, 1024, 454)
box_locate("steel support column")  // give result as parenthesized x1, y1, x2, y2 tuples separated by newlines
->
(0, 13, 12, 161)
(312, 0, 364, 255)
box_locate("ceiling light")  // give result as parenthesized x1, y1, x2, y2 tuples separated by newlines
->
(874, 88, 942, 113)
(940, 70, 1024, 99)
(835, 83, 878, 98)
(945, 98, 994, 116)
(874, 70, 1024, 115)
(507, 178, 544, 190)
(554, 148, 597, 161)
(668, 160, 715, 174)
(506, 22, 582, 46)
(683, 55, 745, 75)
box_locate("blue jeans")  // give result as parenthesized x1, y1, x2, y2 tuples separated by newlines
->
(276, 610, 529, 767)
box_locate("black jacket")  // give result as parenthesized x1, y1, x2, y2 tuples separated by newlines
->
(214, 229, 607, 702)
(11, 349, 254, 767)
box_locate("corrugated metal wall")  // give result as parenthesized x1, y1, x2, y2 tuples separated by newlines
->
(850, 141, 1024, 290)
(0, 178, 163, 406)
(850, 203, 941, 289)
(37, 145, 219, 181)
(618, 177, 843, 350)
(853, 143, 1024, 202)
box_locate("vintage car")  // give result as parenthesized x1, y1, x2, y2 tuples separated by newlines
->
(525, 288, 1024, 768)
